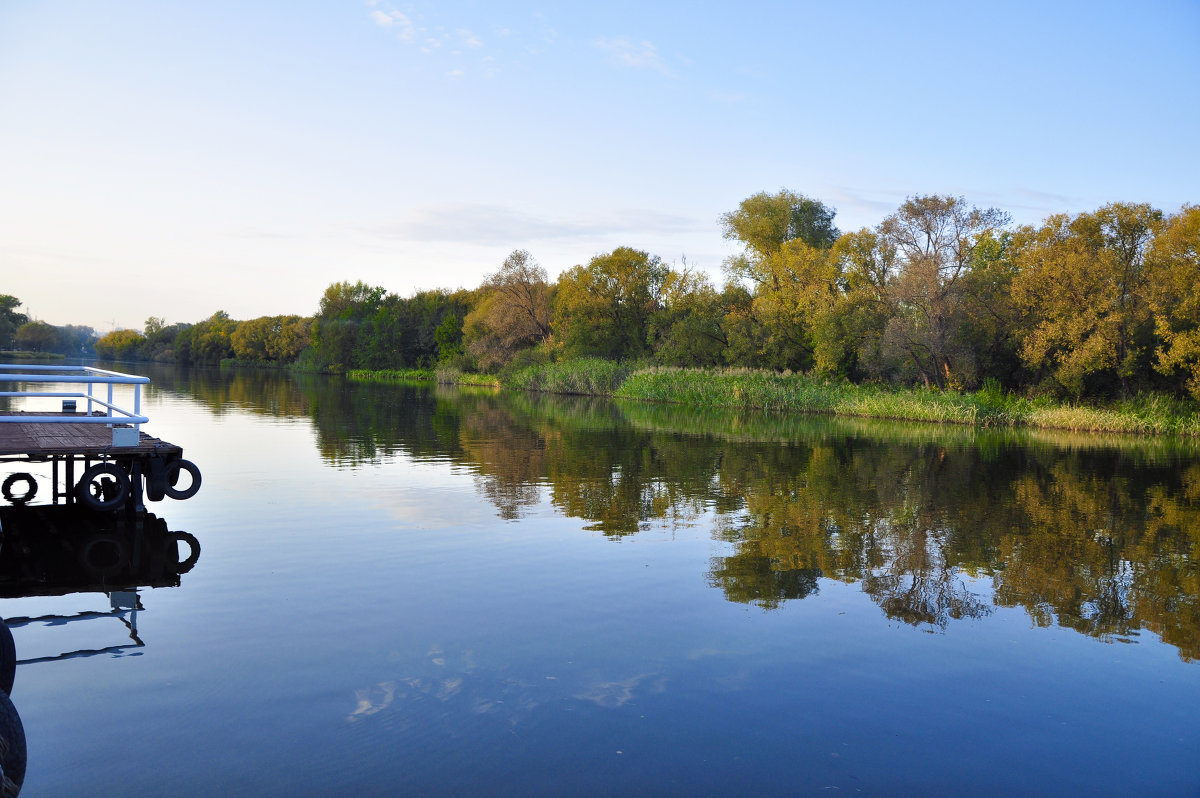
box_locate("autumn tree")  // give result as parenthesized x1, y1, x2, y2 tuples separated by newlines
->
(720, 190, 842, 371)
(463, 250, 553, 370)
(1147, 205, 1200, 397)
(720, 189, 840, 279)
(94, 328, 147, 360)
(877, 195, 1009, 388)
(1011, 203, 1162, 396)
(232, 315, 312, 363)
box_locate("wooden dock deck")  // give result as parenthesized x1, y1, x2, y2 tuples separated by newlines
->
(0, 412, 181, 458)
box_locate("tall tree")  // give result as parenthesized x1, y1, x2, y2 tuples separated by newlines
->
(720, 190, 841, 371)
(1147, 205, 1200, 397)
(311, 281, 386, 370)
(811, 229, 895, 379)
(553, 247, 670, 360)
(1011, 203, 1162, 396)
(0, 295, 29, 349)
(464, 250, 553, 370)
(877, 195, 1009, 388)
(721, 190, 839, 290)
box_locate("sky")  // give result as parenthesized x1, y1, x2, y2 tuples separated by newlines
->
(1, 1, 1198, 332)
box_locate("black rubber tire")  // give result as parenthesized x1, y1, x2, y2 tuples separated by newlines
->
(78, 534, 129, 579)
(75, 463, 131, 512)
(0, 621, 13, 697)
(146, 456, 168, 502)
(0, 473, 36, 506)
(169, 531, 201, 574)
(0, 689, 25, 795)
(163, 460, 201, 500)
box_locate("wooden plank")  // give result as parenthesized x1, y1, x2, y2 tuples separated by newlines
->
(0, 412, 182, 457)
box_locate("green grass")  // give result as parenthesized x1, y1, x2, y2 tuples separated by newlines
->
(615, 367, 999, 425)
(349, 359, 1200, 438)
(346, 368, 435, 383)
(502, 357, 631, 396)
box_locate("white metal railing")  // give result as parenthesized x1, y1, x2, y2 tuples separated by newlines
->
(0, 365, 150, 436)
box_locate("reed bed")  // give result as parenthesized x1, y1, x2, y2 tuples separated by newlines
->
(346, 368, 435, 383)
(613, 367, 1200, 437)
(503, 358, 631, 396)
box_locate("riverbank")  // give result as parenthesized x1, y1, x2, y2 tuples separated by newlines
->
(0, 350, 65, 361)
(345, 360, 1200, 437)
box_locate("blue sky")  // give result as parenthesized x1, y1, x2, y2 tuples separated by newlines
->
(2, 0, 1197, 331)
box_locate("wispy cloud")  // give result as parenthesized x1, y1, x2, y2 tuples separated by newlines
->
(595, 36, 674, 77)
(372, 203, 701, 246)
(457, 28, 483, 48)
(368, 7, 415, 42)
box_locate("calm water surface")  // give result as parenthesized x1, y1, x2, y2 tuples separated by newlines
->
(3, 365, 1199, 796)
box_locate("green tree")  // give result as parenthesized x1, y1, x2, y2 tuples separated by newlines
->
(720, 189, 840, 274)
(55, 324, 99, 356)
(434, 313, 464, 363)
(0, 295, 29, 349)
(231, 315, 311, 363)
(311, 281, 386, 370)
(649, 273, 733, 367)
(808, 229, 894, 379)
(553, 247, 671, 360)
(14, 321, 61, 353)
(175, 311, 237, 364)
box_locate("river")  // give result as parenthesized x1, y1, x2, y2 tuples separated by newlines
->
(2, 364, 1198, 796)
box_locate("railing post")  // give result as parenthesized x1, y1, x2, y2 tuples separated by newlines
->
(87, 379, 94, 415)
(134, 384, 142, 432)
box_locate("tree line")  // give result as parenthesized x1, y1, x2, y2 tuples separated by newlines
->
(15, 190, 1200, 400)
(0, 295, 98, 356)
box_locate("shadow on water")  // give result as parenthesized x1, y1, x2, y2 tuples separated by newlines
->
(143, 364, 1200, 662)
(0, 505, 203, 795)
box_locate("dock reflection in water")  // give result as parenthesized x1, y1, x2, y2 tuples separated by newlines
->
(0, 505, 201, 796)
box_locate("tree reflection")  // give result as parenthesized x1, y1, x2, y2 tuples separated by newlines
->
(153, 365, 1200, 660)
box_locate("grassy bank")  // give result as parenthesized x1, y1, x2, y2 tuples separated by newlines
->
(341, 360, 1200, 436)
(1, 350, 66, 361)
(499, 363, 1200, 437)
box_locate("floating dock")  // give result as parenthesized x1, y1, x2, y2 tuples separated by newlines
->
(0, 411, 181, 458)
(0, 365, 200, 513)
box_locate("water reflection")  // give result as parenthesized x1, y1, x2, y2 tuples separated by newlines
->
(0, 505, 201, 795)
(0, 506, 199, 600)
(140, 365, 1200, 661)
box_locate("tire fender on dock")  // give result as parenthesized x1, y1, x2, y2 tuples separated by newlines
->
(0, 474, 36, 506)
(163, 460, 202, 501)
(75, 463, 131, 512)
